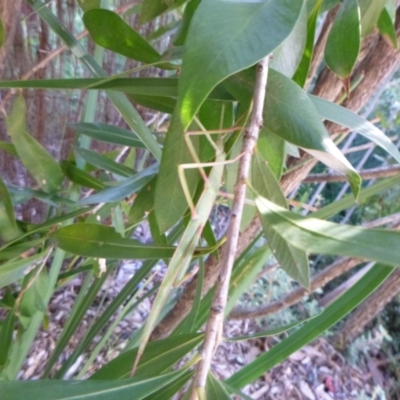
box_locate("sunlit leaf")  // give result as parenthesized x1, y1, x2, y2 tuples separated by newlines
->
(256, 196, 400, 266)
(359, 0, 386, 37)
(83, 10, 161, 63)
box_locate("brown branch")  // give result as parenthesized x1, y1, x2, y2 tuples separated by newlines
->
(190, 56, 270, 398)
(303, 165, 400, 183)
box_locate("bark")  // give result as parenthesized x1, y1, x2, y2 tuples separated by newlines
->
(151, 8, 400, 341)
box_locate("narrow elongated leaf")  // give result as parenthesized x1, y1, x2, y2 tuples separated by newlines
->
(77, 0, 100, 11)
(377, 6, 398, 49)
(91, 334, 202, 380)
(0, 18, 4, 48)
(140, 0, 186, 23)
(206, 373, 231, 400)
(325, 0, 360, 79)
(1, 369, 189, 400)
(359, 0, 386, 37)
(69, 123, 147, 148)
(83, 10, 161, 63)
(51, 223, 176, 259)
(250, 150, 309, 286)
(0, 176, 17, 234)
(293, 0, 322, 87)
(309, 95, 400, 163)
(256, 196, 400, 267)
(0, 253, 45, 289)
(0, 307, 15, 367)
(5, 95, 64, 193)
(80, 164, 157, 204)
(61, 161, 105, 190)
(74, 148, 134, 177)
(227, 264, 394, 388)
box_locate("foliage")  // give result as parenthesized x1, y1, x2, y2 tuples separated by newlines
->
(0, 0, 399, 398)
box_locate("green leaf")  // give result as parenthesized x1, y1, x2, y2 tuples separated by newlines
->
(129, 176, 157, 224)
(178, 0, 304, 128)
(0, 141, 17, 157)
(5, 95, 64, 193)
(0, 306, 15, 368)
(91, 334, 202, 379)
(80, 164, 157, 204)
(0, 176, 18, 235)
(74, 148, 134, 178)
(140, 0, 186, 23)
(206, 373, 231, 400)
(325, 0, 360, 79)
(51, 223, 177, 259)
(173, 0, 201, 46)
(256, 196, 400, 267)
(83, 10, 161, 63)
(61, 161, 105, 190)
(227, 264, 394, 388)
(270, 1, 307, 78)
(264, 70, 361, 196)
(0, 18, 4, 48)
(251, 160, 310, 288)
(377, 6, 398, 49)
(0, 254, 45, 289)
(0, 369, 189, 400)
(77, 0, 100, 11)
(69, 123, 147, 148)
(359, 0, 386, 37)
(309, 94, 400, 163)
(293, 0, 322, 87)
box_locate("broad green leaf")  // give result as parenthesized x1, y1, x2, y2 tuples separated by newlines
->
(178, 0, 304, 128)
(256, 129, 285, 180)
(1, 369, 189, 400)
(293, 0, 322, 87)
(69, 123, 147, 148)
(61, 161, 105, 190)
(77, 0, 100, 11)
(140, 0, 186, 23)
(0, 18, 4, 48)
(205, 373, 231, 400)
(154, 0, 304, 232)
(0, 176, 18, 235)
(264, 70, 361, 196)
(74, 148, 134, 177)
(83, 10, 161, 63)
(227, 264, 394, 388)
(359, 0, 386, 37)
(309, 95, 400, 163)
(251, 157, 310, 288)
(5, 95, 64, 193)
(0, 254, 45, 289)
(91, 334, 202, 379)
(80, 164, 157, 204)
(50, 223, 177, 259)
(325, 0, 360, 79)
(377, 6, 398, 49)
(270, 1, 307, 78)
(256, 196, 400, 267)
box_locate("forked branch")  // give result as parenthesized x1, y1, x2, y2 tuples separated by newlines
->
(190, 56, 270, 399)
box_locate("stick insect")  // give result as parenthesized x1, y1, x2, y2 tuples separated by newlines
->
(131, 113, 248, 376)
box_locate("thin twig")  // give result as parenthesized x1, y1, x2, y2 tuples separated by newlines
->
(190, 56, 270, 399)
(303, 165, 400, 183)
